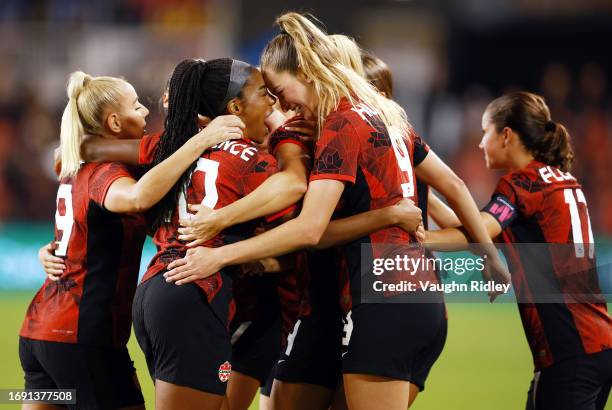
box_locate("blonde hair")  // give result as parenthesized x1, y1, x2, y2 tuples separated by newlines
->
(59, 71, 126, 179)
(328, 34, 365, 77)
(261, 12, 409, 137)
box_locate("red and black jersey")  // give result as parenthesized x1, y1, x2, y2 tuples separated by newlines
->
(20, 163, 146, 348)
(310, 98, 438, 309)
(268, 123, 313, 158)
(482, 160, 612, 370)
(142, 138, 279, 325)
(268, 123, 348, 317)
(413, 134, 430, 228)
(138, 132, 161, 166)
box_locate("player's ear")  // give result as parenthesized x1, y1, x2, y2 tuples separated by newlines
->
(502, 126, 512, 148)
(105, 112, 121, 134)
(226, 98, 243, 115)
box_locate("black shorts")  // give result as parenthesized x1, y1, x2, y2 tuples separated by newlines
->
(274, 311, 343, 389)
(341, 302, 447, 391)
(132, 273, 232, 396)
(260, 362, 277, 397)
(231, 314, 282, 385)
(19, 337, 144, 410)
(526, 349, 612, 410)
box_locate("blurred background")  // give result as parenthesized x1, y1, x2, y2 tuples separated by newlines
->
(0, 0, 611, 409)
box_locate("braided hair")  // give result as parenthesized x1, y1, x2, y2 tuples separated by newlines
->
(150, 58, 234, 228)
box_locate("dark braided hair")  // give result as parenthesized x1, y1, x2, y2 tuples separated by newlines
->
(150, 58, 234, 229)
(486, 91, 574, 172)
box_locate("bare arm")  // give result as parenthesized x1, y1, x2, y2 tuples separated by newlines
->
(165, 179, 345, 285)
(81, 136, 142, 165)
(38, 241, 65, 281)
(315, 199, 422, 249)
(425, 212, 503, 251)
(104, 116, 244, 213)
(415, 151, 510, 284)
(80, 114, 213, 165)
(427, 190, 460, 228)
(178, 142, 309, 246)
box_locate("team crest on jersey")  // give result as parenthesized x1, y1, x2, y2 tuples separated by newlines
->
(218, 361, 231, 382)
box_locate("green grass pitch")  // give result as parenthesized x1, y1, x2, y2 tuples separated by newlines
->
(1, 292, 609, 409)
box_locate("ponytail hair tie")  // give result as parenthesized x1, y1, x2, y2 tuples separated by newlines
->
(545, 120, 556, 132)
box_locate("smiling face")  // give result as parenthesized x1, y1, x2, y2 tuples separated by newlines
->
(229, 69, 276, 144)
(106, 81, 149, 139)
(262, 69, 318, 120)
(479, 110, 508, 170)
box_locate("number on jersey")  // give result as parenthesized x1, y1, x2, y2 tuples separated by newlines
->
(389, 129, 415, 199)
(564, 188, 594, 258)
(178, 158, 220, 220)
(55, 184, 74, 257)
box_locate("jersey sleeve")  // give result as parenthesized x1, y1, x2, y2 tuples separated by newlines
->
(268, 125, 311, 157)
(310, 113, 360, 184)
(138, 133, 161, 165)
(481, 178, 519, 229)
(236, 153, 297, 223)
(89, 163, 134, 207)
(412, 132, 430, 166)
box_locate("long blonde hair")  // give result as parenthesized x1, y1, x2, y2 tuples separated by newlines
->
(328, 34, 365, 77)
(59, 71, 126, 179)
(261, 12, 409, 136)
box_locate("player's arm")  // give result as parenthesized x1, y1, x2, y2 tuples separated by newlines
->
(81, 136, 141, 165)
(415, 151, 510, 284)
(38, 241, 65, 281)
(428, 190, 461, 228)
(314, 199, 422, 249)
(104, 116, 244, 213)
(165, 179, 344, 285)
(80, 114, 214, 165)
(178, 142, 309, 246)
(425, 212, 502, 251)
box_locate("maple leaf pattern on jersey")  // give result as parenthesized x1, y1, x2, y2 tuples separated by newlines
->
(255, 161, 269, 173)
(315, 149, 344, 174)
(368, 130, 391, 148)
(511, 174, 544, 193)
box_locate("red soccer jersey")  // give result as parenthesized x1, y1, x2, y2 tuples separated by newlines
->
(138, 132, 161, 165)
(142, 138, 279, 325)
(310, 98, 438, 309)
(482, 160, 612, 370)
(20, 163, 146, 348)
(268, 123, 348, 317)
(268, 123, 312, 157)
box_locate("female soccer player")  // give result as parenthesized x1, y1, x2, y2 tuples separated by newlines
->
(130, 57, 301, 410)
(173, 33, 427, 410)
(426, 91, 612, 410)
(165, 12, 510, 410)
(20, 71, 242, 410)
(361, 51, 460, 231)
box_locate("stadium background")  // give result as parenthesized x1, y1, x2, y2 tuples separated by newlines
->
(0, 0, 611, 408)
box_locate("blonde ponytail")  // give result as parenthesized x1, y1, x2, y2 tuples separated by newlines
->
(328, 34, 365, 77)
(59, 71, 88, 179)
(58, 71, 127, 179)
(262, 12, 409, 137)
